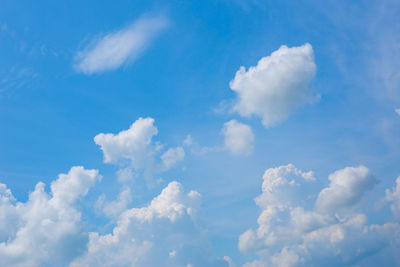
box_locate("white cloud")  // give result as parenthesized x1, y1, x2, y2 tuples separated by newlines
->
(117, 168, 134, 183)
(122, 181, 201, 223)
(239, 164, 400, 267)
(161, 147, 185, 169)
(70, 181, 227, 267)
(75, 16, 168, 74)
(97, 187, 133, 218)
(94, 117, 185, 177)
(315, 165, 378, 213)
(230, 43, 317, 127)
(396, 108, 400, 116)
(222, 120, 254, 155)
(386, 176, 400, 217)
(223, 256, 237, 267)
(0, 167, 100, 267)
(94, 117, 158, 166)
(75, 15, 168, 74)
(184, 135, 194, 146)
(169, 250, 177, 259)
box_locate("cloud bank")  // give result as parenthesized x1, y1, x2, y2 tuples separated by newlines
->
(230, 43, 317, 127)
(0, 167, 101, 267)
(74, 15, 168, 74)
(239, 164, 400, 267)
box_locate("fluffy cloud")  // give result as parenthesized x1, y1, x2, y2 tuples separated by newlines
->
(315, 166, 377, 213)
(94, 117, 158, 166)
(239, 164, 400, 266)
(386, 176, 400, 217)
(94, 117, 185, 176)
(396, 108, 400, 116)
(71, 181, 227, 267)
(222, 120, 254, 155)
(161, 147, 185, 169)
(74, 15, 168, 74)
(0, 167, 100, 267)
(230, 43, 317, 127)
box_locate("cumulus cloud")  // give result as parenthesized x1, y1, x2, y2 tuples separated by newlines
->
(239, 164, 400, 267)
(222, 120, 254, 155)
(230, 43, 317, 127)
(0, 167, 100, 267)
(71, 181, 227, 267)
(386, 176, 400, 217)
(396, 108, 400, 116)
(94, 117, 158, 166)
(94, 117, 185, 177)
(74, 15, 168, 74)
(315, 165, 378, 213)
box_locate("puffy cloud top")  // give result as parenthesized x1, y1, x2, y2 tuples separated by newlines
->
(94, 117, 185, 176)
(316, 165, 377, 213)
(230, 43, 316, 127)
(94, 117, 158, 165)
(122, 181, 201, 223)
(71, 181, 204, 267)
(0, 167, 100, 267)
(239, 164, 399, 267)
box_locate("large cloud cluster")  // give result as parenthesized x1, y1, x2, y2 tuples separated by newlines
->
(239, 164, 400, 267)
(0, 167, 100, 267)
(71, 181, 228, 267)
(230, 44, 317, 127)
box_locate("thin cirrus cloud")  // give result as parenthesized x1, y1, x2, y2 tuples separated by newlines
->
(74, 15, 168, 74)
(230, 43, 317, 127)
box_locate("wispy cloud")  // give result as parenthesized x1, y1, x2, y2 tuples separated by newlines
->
(74, 15, 168, 74)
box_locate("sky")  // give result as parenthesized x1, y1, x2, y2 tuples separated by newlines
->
(0, 0, 400, 266)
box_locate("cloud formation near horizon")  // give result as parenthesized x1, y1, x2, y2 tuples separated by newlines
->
(239, 164, 400, 267)
(74, 15, 168, 74)
(230, 43, 317, 127)
(0, 167, 101, 267)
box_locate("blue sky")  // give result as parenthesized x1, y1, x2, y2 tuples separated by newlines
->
(1, 0, 400, 266)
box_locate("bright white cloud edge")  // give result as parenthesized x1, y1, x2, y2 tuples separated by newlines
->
(230, 43, 317, 127)
(239, 164, 400, 267)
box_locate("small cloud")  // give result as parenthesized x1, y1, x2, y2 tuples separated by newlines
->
(183, 135, 194, 146)
(222, 120, 254, 155)
(161, 147, 185, 169)
(169, 250, 177, 258)
(74, 15, 168, 74)
(395, 108, 400, 116)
